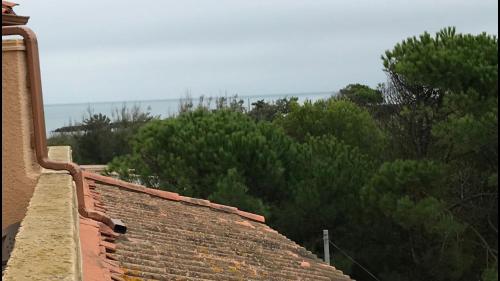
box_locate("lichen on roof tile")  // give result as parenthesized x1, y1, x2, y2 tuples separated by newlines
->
(88, 180, 353, 281)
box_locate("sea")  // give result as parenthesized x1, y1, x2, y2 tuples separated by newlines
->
(44, 92, 335, 135)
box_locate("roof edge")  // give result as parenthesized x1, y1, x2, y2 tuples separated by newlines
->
(2, 14, 29, 26)
(82, 171, 266, 224)
(79, 177, 123, 281)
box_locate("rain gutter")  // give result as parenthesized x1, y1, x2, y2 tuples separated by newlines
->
(2, 25, 125, 233)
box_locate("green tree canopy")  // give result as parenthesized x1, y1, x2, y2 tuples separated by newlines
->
(360, 160, 472, 281)
(383, 27, 498, 96)
(277, 99, 386, 159)
(338, 83, 384, 106)
(378, 26, 498, 280)
(273, 135, 374, 263)
(109, 109, 294, 210)
(380, 27, 498, 159)
(247, 97, 298, 122)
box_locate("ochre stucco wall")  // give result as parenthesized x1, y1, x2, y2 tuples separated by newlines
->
(2, 39, 42, 231)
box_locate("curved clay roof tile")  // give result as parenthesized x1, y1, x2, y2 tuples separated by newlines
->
(2, 1, 18, 14)
(2, 1, 30, 26)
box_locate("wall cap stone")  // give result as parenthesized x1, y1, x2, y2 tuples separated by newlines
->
(2, 146, 83, 281)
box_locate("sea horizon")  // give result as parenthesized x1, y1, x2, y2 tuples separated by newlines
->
(44, 91, 335, 106)
(44, 91, 336, 134)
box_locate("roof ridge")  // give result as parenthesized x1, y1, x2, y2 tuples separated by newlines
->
(82, 171, 266, 224)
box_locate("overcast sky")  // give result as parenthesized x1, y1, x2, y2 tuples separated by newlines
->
(15, 0, 498, 104)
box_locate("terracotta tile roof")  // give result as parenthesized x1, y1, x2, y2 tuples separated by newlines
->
(84, 172, 265, 223)
(79, 175, 125, 281)
(80, 171, 353, 281)
(2, 1, 17, 15)
(2, 1, 29, 26)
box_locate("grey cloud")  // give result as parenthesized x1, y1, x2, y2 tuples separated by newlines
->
(15, 0, 498, 104)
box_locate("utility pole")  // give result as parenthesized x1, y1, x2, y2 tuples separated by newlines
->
(323, 229, 330, 265)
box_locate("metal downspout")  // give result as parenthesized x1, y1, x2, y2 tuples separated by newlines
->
(2, 26, 124, 233)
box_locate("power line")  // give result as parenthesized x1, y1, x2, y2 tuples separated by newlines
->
(328, 241, 381, 281)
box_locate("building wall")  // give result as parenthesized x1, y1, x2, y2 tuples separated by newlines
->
(2, 39, 42, 230)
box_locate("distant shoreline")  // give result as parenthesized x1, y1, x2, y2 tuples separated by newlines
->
(43, 92, 336, 133)
(44, 91, 335, 107)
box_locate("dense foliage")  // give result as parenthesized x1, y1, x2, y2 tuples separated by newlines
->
(47, 105, 156, 164)
(50, 27, 498, 281)
(338, 83, 384, 106)
(108, 109, 293, 216)
(276, 99, 386, 159)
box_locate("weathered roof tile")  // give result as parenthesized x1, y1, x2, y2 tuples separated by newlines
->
(2, 1, 30, 26)
(87, 179, 353, 280)
(2, 1, 18, 15)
